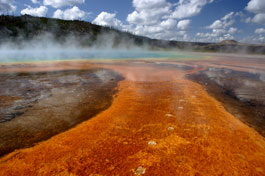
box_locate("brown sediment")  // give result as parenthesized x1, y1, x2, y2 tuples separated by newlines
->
(185, 54, 265, 137)
(0, 96, 21, 107)
(187, 68, 265, 137)
(0, 59, 264, 176)
(0, 66, 123, 156)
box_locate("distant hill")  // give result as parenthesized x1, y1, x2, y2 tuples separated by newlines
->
(195, 40, 265, 54)
(0, 15, 264, 54)
(219, 40, 238, 45)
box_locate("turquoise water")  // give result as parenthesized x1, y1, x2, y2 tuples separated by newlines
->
(0, 49, 200, 63)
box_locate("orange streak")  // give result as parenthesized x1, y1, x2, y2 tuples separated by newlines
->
(0, 63, 264, 176)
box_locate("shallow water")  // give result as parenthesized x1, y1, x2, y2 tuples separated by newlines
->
(0, 49, 199, 63)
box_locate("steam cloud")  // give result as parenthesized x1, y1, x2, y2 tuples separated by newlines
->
(0, 31, 155, 63)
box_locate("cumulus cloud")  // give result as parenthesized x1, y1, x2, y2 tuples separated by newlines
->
(91, 0, 214, 41)
(127, 0, 171, 26)
(133, 0, 168, 10)
(88, 0, 264, 43)
(245, 0, 265, 24)
(127, 8, 170, 26)
(171, 0, 214, 19)
(207, 12, 235, 29)
(160, 19, 177, 30)
(31, 0, 40, 4)
(93, 0, 248, 42)
(228, 27, 238, 34)
(252, 13, 265, 24)
(197, 12, 237, 42)
(44, 0, 85, 8)
(196, 32, 234, 42)
(21, 6, 48, 17)
(255, 28, 265, 34)
(124, 0, 197, 40)
(222, 12, 235, 21)
(208, 20, 222, 29)
(53, 6, 86, 20)
(0, 0, 16, 14)
(92, 12, 125, 29)
(177, 20, 191, 30)
(240, 35, 264, 44)
(246, 0, 265, 14)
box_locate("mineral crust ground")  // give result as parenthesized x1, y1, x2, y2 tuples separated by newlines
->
(0, 55, 265, 176)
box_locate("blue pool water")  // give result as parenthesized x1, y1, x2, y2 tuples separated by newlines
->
(0, 49, 200, 63)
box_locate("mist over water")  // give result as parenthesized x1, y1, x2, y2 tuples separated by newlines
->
(0, 32, 199, 63)
(0, 49, 197, 63)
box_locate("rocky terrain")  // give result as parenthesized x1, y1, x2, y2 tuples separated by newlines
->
(188, 67, 265, 136)
(0, 66, 123, 156)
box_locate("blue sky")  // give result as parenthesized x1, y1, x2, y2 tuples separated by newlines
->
(1, 0, 265, 43)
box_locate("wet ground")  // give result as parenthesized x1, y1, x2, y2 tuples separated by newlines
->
(0, 54, 264, 175)
(187, 67, 265, 137)
(0, 67, 123, 156)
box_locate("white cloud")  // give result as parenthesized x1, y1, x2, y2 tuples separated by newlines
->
(240, 35, 265, 44)
(125, 0, 180, 40)
(53, 6, 86, 20)
(160, 19, 177, 30)
(92, 0, 223, 42)
(44, 0, 85, 8)
(212, 28, 226, 35)
(125, 0, 198, 40)
(0, 0, 16, 14)
(177, 19, 191, 30)
(208, 12, 234, 29)
(228, 27, 238, 34)
(252, 13, 265, 24)
(197, 12, 237, 42)
(31, 0, 40, 4)
(220, 33, 234, 40)
(134, 25, 164, 35)
(246, 0, 265, 14)
(21, 6, 48, 17)
(245, 0, 265, 24)
(92, 12, 124, 29)
(208, 20, 222, 29)
(128, 23, 190, 41)
(156, 30, 189, 41)
(127, 9, 170, 26)
(171, 0, 214, 19)
(133, 0, 169, 10)
(255, 28, 265, 34)
(196, 32, 234, 43)
(221, 12, 234, 21)
(127, 0, 171, 26)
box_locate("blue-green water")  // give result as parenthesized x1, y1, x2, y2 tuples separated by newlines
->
(0, 49, 201, 63)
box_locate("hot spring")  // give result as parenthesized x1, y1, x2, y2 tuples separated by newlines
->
(0, 49, 200, 63)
